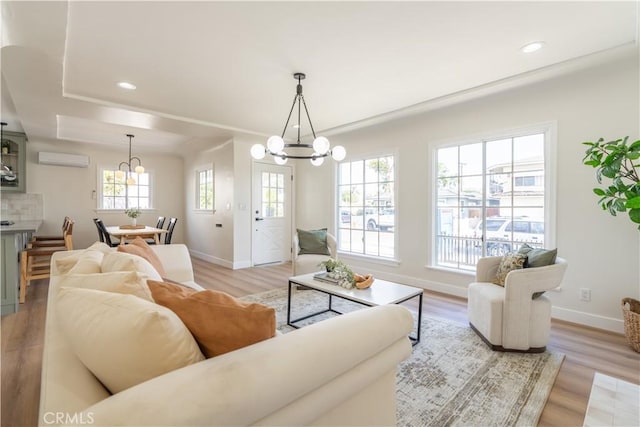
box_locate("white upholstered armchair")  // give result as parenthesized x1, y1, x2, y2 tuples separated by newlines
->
(293, 231, 337, 275)
(467, 256, 567, 352)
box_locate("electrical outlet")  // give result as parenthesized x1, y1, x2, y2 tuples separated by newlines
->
(579, 288, 591, 302)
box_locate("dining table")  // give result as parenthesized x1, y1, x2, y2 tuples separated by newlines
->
(105, 225, 167, 245)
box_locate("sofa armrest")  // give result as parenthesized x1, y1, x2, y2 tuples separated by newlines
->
(83, 304, 413, 426)
(151, 244, 194, 283)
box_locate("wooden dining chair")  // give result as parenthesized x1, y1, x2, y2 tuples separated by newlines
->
(145, 216, 166, 245)
(164, 217, 177, 244)
(29, 216, 70, 246)
(95, 218, 120, 247)
(93, 218, 105, 243)
(20, 219, 74, 303)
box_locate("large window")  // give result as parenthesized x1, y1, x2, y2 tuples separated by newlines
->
(99, 168, 151, 209)
(434, 127, 553, 271)
(196, 167, 214, 211)
(337, 155, 395, 258)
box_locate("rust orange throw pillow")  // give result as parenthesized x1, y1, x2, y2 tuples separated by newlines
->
(117, 237, 167, 277)
(147, 280, 276, 357)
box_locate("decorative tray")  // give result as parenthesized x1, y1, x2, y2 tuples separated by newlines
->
(119, 225, 145, 229)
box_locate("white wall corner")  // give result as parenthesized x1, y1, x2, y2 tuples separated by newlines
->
(232, 260, 253, 270)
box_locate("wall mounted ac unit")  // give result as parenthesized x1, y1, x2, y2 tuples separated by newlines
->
(38, 152, 90, 168)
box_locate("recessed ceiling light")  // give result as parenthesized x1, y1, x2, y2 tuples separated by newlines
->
(521, 41, 545, 54)
(117, 81, 137, 90)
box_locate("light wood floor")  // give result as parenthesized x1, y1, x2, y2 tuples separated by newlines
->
(2, 258, 639, 427)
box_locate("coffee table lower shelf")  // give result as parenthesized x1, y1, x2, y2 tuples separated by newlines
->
(286, 276, 423, 346)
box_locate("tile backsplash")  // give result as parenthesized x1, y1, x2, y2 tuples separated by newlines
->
(0, 193, 44, 221)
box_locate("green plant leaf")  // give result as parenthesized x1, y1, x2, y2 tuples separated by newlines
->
(593, 188, 606, 196)
(614, 199, 627, 212)
(629, 208, 640, 224)
(625, 196, 640, 209)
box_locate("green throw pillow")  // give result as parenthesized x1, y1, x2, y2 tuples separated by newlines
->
(492, 253, 527, 286)
(297, 228, 330, 256)
(517, 243, 557, 268)
(517, 243, 558, 298)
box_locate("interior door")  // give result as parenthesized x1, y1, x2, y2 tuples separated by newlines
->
(251, 163, 292, 266)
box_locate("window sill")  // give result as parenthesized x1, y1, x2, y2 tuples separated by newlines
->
(192, 209, 216, 215)
(95, 208, 157, 214)
(425, 264, 475, 277)
(337, 251, 401, 267)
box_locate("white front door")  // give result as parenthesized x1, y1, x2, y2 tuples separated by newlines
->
(251, 163, 292, 266)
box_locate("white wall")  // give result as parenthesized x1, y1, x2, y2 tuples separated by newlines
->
(182, 134, 266, 269)
(296, 54, 640, 332)
(183, 140, 235, 267)
(26, 138, 184, 249)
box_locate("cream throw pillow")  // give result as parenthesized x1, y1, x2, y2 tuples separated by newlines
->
(55, 250, 104, 275)
(101, 251, 162, 281)
(56, 271, 154, 302)
(56, 287, 204, 394)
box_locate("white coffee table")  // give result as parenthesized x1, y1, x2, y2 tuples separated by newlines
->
(287, 273, 423, 345)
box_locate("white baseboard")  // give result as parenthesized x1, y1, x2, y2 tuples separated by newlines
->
(353, 267, 469, 299)
(348, 265, 625, 333)
(189, 251, 625, 333)
(551, 306, 625, 334)
(188, 249, 233, 269)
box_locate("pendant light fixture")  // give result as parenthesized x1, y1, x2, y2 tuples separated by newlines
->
(115, 134, 144, 185)
(250, 73, 346, 166)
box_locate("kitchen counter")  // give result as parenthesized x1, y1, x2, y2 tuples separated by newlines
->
(1, 220, 41, 315)
(0, 220, 42, 233)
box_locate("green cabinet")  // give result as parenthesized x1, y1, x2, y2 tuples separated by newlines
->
(1, 233, 20, 315)
(1, 130, 27, 193)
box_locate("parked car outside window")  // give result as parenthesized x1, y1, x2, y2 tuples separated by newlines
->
(474, 217, 544, 255)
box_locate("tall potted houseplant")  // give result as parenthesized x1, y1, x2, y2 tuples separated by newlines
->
(582, 136, 640, 229)
(583, 136, 640, 352)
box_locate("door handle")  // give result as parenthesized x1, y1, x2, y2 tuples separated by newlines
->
(255, 217, 264, 221)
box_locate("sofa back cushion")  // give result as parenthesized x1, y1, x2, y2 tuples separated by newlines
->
(56, 271, 154, 302)
(117, 237, 167, 277)
(56, 287, 204, 394)
(101, 251, 162, 281)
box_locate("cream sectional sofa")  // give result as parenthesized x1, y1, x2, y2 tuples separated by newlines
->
(39, 243, 414, 426)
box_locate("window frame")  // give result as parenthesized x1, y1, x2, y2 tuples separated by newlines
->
(195, 165, 215, 212)
(335, 152, 399, 262)
(96, 165, 154, 211)
(428, 122, 557, 273)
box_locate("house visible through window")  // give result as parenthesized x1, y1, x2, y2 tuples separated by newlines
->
(434, 128, 553, 272)
(196, 168, 214, 210)
(99, 168, 151, 209)
(337, 155, 395, 259)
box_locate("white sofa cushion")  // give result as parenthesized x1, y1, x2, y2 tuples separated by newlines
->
(56, 287, 204, 394)
(55, 250, 104, 275)
(101, 251, 162, 281)
(56, 271, 154, 302)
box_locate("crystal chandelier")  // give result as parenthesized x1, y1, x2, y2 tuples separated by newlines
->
(250, 73, 346, 166)
(115, 134, 144, 185)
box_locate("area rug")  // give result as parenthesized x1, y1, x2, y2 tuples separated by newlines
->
(241, 287, 564, 427)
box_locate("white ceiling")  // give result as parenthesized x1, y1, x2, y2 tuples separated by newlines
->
(1, 1, 638, 155)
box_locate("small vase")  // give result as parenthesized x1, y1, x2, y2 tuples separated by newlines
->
(131, 218, 137, 227)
